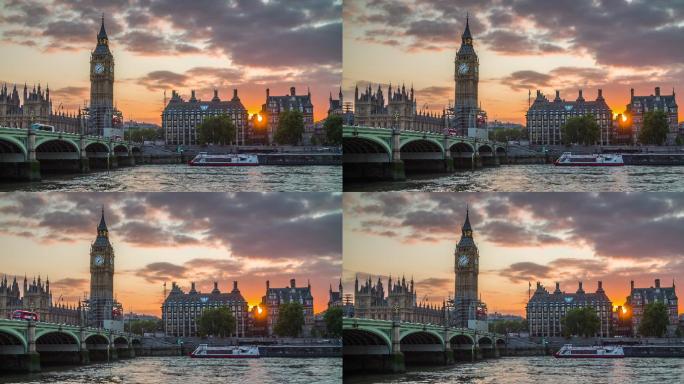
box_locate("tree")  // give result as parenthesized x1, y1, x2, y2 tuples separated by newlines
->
(561, 307, 600, 338)
(197, 115, 236, 145)
(489, 319, 527, 334)
(274, 302, 305, 337)
(124, 319, 159, 335)
(275, 110, 305, 145)
(561, 115, 600, 145)
(197, 307, 236, 337)
(323, 115, 343, 146)
(639, 110, 669, 145)
(324, 307, 342, 337)
(638, 302, 670, 337)
(489, 128, 525, 143)
(124, 127, 161, 143)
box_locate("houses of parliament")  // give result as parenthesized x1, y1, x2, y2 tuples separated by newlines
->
(0, 15, 120, 136)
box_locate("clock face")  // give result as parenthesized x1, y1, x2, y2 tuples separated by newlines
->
(458, 63, 469, 75)
(95, 63, 104, 74)
(458, 254, 469, 267)
(94, 255, 104, 266)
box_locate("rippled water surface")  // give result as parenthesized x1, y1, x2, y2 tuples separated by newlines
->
(345, 356, 684, 384)
(0, 357, 341, 384)
(0, 164, 341, 192)
(346, 165, 684, 192)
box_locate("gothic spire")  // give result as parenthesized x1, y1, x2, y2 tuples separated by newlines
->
(97, 206, 108, 232)
(462, 13, 472, 43)
(98, 13, 108, 41)
(462, 205, 472, 233)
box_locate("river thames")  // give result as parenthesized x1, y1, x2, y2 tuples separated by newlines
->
(345, 164, 684, 192)
(0, 164, 341, 192)
(345, 356, 684, 384)
(0, 357, 341, 384)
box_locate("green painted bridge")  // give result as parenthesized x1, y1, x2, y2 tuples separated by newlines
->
(343, 317, 506, 373)
(343, 125, 508, 181)
(0, 127, 143, 181)
(0, 319, 141, 372)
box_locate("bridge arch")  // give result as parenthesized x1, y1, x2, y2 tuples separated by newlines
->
(496, 338, 506, 346)
(449, 333, 474, 346)
(131, 146, 142, 154)
(84, 142, 110, 154)
(112, 144, 129, 154)
(113, 336, 129, 346)
(343, 136, 391, 161)
(496, 146, 506, 155)
(449, 141, 475, 154)
(399, 138, 444, 154)
(0, 327, 27, 353)
(478, 336, 493, 346)
(478, 144, 493, 154)
(399, 329, 444, 346)
(35, 330, 80, 351)
(0, 136, 28, 160)
(343, 327, 391, 353)
(35, 138, 79, 154)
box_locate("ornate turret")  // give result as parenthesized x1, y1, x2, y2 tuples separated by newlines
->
(462, 13, 472, 45)
(94, 14, 111, 54)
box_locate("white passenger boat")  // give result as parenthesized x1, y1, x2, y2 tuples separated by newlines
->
(554, 344, 624, 358)
(190, 344, 260, 358)
(188, 152, 259, 166)
(554, 152, 624, 166)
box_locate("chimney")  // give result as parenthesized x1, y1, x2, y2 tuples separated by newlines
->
(655, 87, 660, 97)
(266, 88, 270, 98)
(233, 281, 238, 291)
(290, 278, 296, 288)
(290, 87, 296, 96)
(555, 90, 560, 99)
(655, 278, 660, 288)
(266, 280, 270, 290)
(578, 281, 583, 291)
(578, 89, 583, 98)
(233, 89, 238, 98)
(191, 282, 196, 292)
(213, 282, 218, 290)
(630, 280, 634, 290)
(214, 89, 218, 98)
(598, 89, 603, 98)
(598, 281, 603, 290)
(555, 282, 560, 291)
(630, 88, 634, 98)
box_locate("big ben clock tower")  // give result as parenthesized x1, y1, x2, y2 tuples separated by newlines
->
(89, 15, 114, 137)
(454, 207, 479, 327)
(454, 14, 479, 136)
(89, 207, 114, 328)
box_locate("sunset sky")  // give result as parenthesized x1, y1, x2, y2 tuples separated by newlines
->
(344, 0, 684, 123)
(0, 192, 342, 316)
(0, 0, 342, 123)
(344, 193, 684, 316)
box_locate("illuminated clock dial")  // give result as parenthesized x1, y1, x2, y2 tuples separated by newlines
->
(95, 63, 104, 74)
(458, 254, 469, 267)
(458, 63, 469, 75)
(94, 255, 104, 266)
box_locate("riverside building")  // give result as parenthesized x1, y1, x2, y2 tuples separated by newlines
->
(261, 279, 314, 337)
(625, 87, 678, 144)
(527, 281, 612, 338)
(163, 89, 248, 146)
(162, 281, 248, 337)
(526, 89, 613, 146)
(625, 279, 678, 336)
(261, 87, 314, 145)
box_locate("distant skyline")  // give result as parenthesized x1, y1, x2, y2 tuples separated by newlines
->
(0, 193, 342, 315)
(344, 0, 684, 124)
(343, 193, 684, 316)
(0, 0, 342, 123)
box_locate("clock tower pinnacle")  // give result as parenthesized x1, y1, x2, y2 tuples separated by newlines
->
(454, 206, 479, 327)
(89, 207, 114, 328)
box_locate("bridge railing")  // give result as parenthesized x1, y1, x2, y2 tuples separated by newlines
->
(0, 126, 134, 143)
(343, 125, 505, 146)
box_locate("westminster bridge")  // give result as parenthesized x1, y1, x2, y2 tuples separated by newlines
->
(343, 125, 509, 181)
(0, 127, 142, 181)
(343, 317, 506, 374)
(0, 319, 141, 372)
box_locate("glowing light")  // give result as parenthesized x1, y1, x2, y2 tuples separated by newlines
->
(621, 115, 627, 122)
(622, 307, 627, 314)
(257, 114, 263, 123)
(257, 306, 263, 314)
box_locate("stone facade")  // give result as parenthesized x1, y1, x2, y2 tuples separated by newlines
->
(162, 89, 248, 146)
(88, 16, 120, 137)
(262, 87, 315, 145)
(162, 281, 247, 337)
(626, 87, 678, 144)
(526, 281, 612, 337)
(0, 275, 81, 325)
(88, 209, 116, 328)
(328, 279, 343, 309)
(353, 83, 445, 133)
(261, 279, 314, 336)
(0, 83, 83, 133)
(454, 208, 486, 327)
(328, 88, 343, 116)
(353, 275, 445, 325)
(625, 279, 678, 336)
(526, 89, 613, 146)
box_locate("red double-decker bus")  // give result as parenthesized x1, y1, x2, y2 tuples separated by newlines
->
(11, 310, 39, 321)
